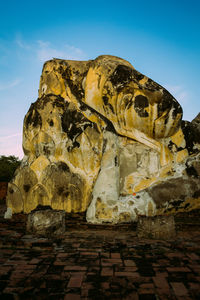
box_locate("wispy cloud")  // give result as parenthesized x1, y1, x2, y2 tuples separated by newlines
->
(14, 35, 85, 63)
(0, 133, 22, 141)
(0, 133, 23, 158)
(37, 40, 85, 62)
(15, 34, 31, 50)
(0, 79, 22, 91)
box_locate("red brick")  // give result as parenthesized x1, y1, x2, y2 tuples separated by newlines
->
(101, 252, 110, 258)
(115, 271, 140, 277)
(166, 252, 185, 258)
(80, 251, 98, 257)
(170, 282, 188, 296)
(138, 288, 155, 294)
(82, 282, 94, 289)
(5, 260, 27, 265)
(29, 258, 40, 264)
(101, 258, 122, 266)
(167, 267, 191, 272)
(189, 282, 200, 290)
(72, 243, 80, 247)
(67, 274, 84, 288)
(189, 265, 200, 273)
(111, 253, 121, 259)
(57, 253, 70, 258)
(124, 291, 139, 300)
(186, 253, 199, 260)
(140, 283, 154, 289)
(15, 264, 36, 270)
(154, 271, 168, 277)
(10, 270, 33, 279)
(156, 293, 175, 300)
(0, 266, 12, 275)
(81, 289, 89, 297)
(123, 266, 138, 272)
(101, 267, 113, 276)
(64, 265, 87, 271)
(64, 294, 81, 300)
(54, 260, 67, 266)
(124, 260, 136, 267)
(153, 276, 170, 289)
(101, 281, 110, 289)
(3, 287, 22, 294)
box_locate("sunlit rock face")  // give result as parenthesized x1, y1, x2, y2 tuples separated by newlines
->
(6, 55, 200, 223)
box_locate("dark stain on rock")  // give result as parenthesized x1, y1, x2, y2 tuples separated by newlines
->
(110, 64, 133, 87)
(43, 145, 51, 156)
(168, 141, 176, 151)
(110, 65, 147, 91)
(65, 192, 69, 198)
(23, 184, 30, 192)
(57, 186, 64, 196)
(52, 96, 66, 109)
(158, 90, 182, 120)
(148, 179, 186, 208)
(184, 203, 190, 209)
(57, 162, 70, 173)
(115, 156, 118, 166)
(25, 105, 42, 128)
(33, 204, 52, 211)
(9, 188, 14, 194)
(134, 95, 149, 117)
(108, 103, 114, 114)
(193, 190, 200, 198)
(102, 139, 107, 154)
(81, 99, 117, 134)
(171, 200, 184, 207)
(49, 120, 54, 127)
(181, 120, 200, 154)
(67, 141, 80, 152)
(61, 107, 92, 144)
(103, 96, 109, 106)
(62, 66, 86, 102)
(102, 95, 115, 114)
(134, 72, 145, 82)
(143, 78, 161, 91)
(186, 165, 198, 178)
(127, 100, 133, 110)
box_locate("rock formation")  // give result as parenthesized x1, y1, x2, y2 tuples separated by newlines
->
(5, 55, 200, 223)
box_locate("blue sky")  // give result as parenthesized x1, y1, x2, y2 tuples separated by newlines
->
(0, 0, 200, 158)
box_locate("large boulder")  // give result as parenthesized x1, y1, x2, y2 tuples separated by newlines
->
(5, 55, 200, 223)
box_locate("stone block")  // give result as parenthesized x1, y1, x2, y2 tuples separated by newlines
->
(137, 215, 176, 239)
(26, 206, 65, 236)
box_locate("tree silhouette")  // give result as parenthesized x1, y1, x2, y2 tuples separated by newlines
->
(0, 155, 21, 182)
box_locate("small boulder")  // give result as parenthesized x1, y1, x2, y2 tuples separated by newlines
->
(26, 206, 65, 237)
(137, 215, 176, 239)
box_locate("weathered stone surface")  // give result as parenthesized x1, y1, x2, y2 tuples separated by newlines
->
(134, 152, 200, 217)
(137, 215, 176, 239)
(26, 206, 65, 236)
(5, 55, 200, 224)
(191, 112, 200, 130)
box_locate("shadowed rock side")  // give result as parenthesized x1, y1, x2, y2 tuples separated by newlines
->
(5, 55, 200, 223)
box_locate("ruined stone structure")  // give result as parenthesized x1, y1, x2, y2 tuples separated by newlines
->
(6, 55, 200, 223)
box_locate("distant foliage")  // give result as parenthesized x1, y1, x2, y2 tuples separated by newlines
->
(0, 155, 21, 182)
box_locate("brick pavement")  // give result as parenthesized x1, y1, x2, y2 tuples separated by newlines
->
(0, 204, 200, 299)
